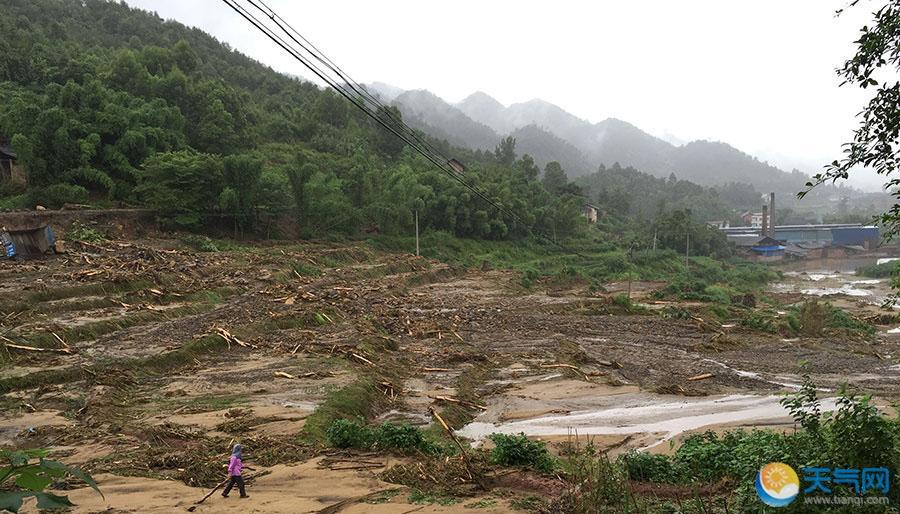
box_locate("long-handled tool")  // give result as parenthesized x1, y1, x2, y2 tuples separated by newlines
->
(186, 470, 270, 512)
(186, 478, 229, 512)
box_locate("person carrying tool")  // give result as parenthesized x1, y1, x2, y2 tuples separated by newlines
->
(222, 443, 250, 499)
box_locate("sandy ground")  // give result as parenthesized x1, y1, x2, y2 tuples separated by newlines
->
(30, 460, 503, 513)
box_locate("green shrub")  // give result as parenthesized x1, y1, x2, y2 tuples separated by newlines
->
(325, 418, 373, 449)
(619, 451, 676, 482)
(374, 423, 422, 450)
(181, 234, 220, 252)
(31, 183, 89, 209)
(68, 221, 106, 243)
(701, 285, 732, 304)
(827, 305, 875, 336)
(324, 419, 442, 454)
(289, 261, 321, 277)
(489, 433, 557, 473)
(857, 261, 897, 278)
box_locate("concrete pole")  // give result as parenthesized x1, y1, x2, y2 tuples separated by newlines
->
(415, 209, 420, 257)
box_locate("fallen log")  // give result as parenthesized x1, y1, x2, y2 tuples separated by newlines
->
(429, 395, 487, 411)
(348, 352, 374, 366)
(1, 337, 73, 355)
(313, 489, 400, 514)
(214, 327, 250, 348)
(687, 373, 714, 381)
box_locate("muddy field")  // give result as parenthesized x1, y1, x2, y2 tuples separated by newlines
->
(3, 233, 900, 512)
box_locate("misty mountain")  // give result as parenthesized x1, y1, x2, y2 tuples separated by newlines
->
(363, 81, 405, 102)
(386, 85, 821, 196)
(391, 90, 497, 151)
(456, 91, 510, 133)
(510, 125, 593, 176)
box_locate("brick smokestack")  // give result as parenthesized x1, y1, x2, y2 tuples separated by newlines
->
(769, 192, 775, 237)
(761, 205, 768, 237)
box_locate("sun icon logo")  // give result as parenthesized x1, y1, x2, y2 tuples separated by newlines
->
(756, 462, 800, 507)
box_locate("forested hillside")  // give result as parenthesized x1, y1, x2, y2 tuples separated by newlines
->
(0, 0, 588, 241)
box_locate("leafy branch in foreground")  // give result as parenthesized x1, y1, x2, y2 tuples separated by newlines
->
(0, 448, 102, 513)
(800, 1, 900, 235)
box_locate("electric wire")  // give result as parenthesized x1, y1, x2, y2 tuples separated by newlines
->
(221, 0, 575, 252)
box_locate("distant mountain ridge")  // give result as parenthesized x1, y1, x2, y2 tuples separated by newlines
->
(372, 84, 812, 195)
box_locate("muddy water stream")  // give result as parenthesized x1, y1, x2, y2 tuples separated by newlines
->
(458, 394, 839, 449)
(456, 256, 897, 449)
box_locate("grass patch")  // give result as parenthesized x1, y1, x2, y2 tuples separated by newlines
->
(857, 261, 898, 278)
(301, 378, 384, 443)
(739, 300, 874, 337)
(408, 489, 459, 506)
(0, 280, 155, 314)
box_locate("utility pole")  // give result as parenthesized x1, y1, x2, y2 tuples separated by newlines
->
(415, 209, 420, 257)
(652, 230, 657, 251)
(685, 233, 690, 268)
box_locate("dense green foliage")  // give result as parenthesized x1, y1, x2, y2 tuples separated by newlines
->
(618, 374, 900, 512)
(0, 0, 590, 242)
(324, 419, 444, 455)
(488, 433, 558, 473)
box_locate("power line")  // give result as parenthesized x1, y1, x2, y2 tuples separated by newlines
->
(220, 0, 576, 252)
(247, 0, 452, 164)
(221, 0, 513, 217)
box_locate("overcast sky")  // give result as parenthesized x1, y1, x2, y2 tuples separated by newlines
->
(125, 0, 886, 191)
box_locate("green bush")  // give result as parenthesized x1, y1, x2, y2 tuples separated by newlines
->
(619, 451, 676, 482)
(68, 221, 106, 243)
(375, 423, 428, 451)
(30, 183, 89, 209)
(325, 418, 373, 449)
(827, 304, 876, 336)
(489, 433, 557, 473)
(180, 235, 220, 252)
(324, 419, 442, 454)
(857, 261, 897, 278)
(614, 374, 900, 509)
(289, 261, 322, 277)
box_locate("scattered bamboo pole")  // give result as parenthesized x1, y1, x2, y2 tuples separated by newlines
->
(429, 407, 485, 489)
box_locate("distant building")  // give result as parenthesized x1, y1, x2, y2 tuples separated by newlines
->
(583, 203, 599, 224)
(740, 211, 763, 227)
(0, 144, 25, 184)
(706, 220, 729, 229)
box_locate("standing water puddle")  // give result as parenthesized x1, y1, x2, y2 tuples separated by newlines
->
(457, 394, 838, 449)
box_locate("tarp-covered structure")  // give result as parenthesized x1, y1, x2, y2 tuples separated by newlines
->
(1, 224, 55, 259)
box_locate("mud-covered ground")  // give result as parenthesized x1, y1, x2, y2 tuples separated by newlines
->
(3, 234, 900, 512)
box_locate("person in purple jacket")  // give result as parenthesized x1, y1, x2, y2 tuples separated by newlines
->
(222, 444, 249, 499)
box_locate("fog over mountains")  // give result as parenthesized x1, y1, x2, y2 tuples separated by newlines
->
(366, 83, 814, 196)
